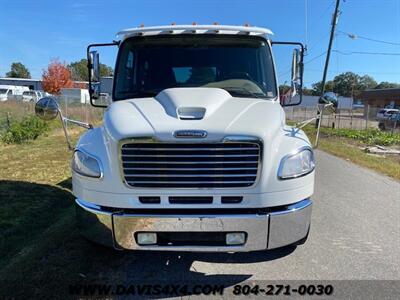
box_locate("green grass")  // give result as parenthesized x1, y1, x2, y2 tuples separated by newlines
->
(0, 130, 118, 299)
(303, 126, 400, 180)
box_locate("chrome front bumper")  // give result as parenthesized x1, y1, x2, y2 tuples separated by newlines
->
(75, 198, 312, 252)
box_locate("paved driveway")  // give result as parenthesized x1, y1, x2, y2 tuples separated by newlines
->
(90, 151, 400, 297)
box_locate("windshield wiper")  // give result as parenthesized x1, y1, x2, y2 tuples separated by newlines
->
(222, 87, 267, 99)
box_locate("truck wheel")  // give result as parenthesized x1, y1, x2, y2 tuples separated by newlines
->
(378, 123, 385, 130)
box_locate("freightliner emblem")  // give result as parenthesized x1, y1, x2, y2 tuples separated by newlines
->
(174, 130, 208, 138)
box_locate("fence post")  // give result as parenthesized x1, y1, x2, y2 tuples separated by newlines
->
(333, 112, 336, 129)
(350, 106, 353, 129)
(365, 105, 370, 130)
(328, 112, 331, 128)
(6, 112, 11, 129)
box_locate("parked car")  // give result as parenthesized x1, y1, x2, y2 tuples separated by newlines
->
(376, 108, 399, 121)
(378, 112, 400, 132)
(22, 90, 44, 102)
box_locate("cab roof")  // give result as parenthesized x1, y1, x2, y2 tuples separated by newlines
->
(116, 24, 273, 41)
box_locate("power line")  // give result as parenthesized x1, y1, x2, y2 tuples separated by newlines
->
(306, 68, 400, 75)
(278, 51, 327, 77)
(305, 51, 328, 64)
(333, 50, 400, 56)
(337, 30, 400, 46)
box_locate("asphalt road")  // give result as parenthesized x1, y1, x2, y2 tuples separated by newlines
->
(91, 151, 400, 298)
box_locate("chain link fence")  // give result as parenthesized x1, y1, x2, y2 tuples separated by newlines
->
(0, 97, 104, 136)
(284, 105, 399, 131)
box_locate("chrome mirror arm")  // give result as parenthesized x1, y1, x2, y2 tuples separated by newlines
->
(63, 117, 93, 130)
(58, 112, 74, 151)
(57, 108, 93, 151)
(294, 103, 334, 149)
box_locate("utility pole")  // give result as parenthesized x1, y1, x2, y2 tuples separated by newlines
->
(316, 0, 341, 128)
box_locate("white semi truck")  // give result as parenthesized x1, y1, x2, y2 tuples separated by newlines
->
(35, 25, 334, 252)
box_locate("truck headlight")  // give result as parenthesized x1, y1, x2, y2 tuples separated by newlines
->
(278, 147, 315, 180)
(71, 150, 102, 178)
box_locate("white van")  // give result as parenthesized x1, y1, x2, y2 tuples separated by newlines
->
(0, 85, 29, 101)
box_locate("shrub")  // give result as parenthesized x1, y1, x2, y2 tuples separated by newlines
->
(1, 115, 49, 144)
(320, 127, 400, 146)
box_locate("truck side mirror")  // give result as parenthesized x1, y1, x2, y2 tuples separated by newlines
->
(272, 41, 304, 107)
(319, 92, 338, 110)
(35, 97, 59, 120)
(88, 51, 100, 100)
(291, 49, 301, 97)
(86, 42, 118, 108)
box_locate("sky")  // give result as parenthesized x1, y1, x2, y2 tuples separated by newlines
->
(0, 0, 399, 88)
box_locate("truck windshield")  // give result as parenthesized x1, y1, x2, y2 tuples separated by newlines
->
(114, 35, 277, 100)
(0, 89, 8, 94)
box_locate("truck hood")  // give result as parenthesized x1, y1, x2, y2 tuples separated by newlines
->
(104, 87, 284, 142)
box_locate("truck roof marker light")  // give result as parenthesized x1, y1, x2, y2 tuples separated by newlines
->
(212, 22, 220, 33)
(244, 23, 251, 27)
(139, 23, 145, 28)
(171, 22, 176, 25)
(192, 22, 197, 25)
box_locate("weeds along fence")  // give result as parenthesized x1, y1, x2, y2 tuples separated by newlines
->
(284, 105, 389, 131)
(0, 98, 104, 136)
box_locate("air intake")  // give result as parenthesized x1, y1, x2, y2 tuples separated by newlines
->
(177, 107, 206, 120)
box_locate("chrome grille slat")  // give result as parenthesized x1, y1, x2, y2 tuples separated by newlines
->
(121, 154, 259, 158)
(123, 167, 258, 170)
(122, 147, 258, 151)
(125, 180, 255, 184)
(125, 174, 256, 177)
(121, 141, 261, 188)
(123, 161, 257, 164)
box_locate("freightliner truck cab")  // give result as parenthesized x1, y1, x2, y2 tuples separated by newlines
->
(36, 24, 318, 252)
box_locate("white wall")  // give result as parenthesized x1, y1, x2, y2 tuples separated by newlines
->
(300, 95, 353, 109)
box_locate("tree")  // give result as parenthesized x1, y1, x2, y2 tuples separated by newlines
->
(332, 72, 360, 97)
(374, 81, 400, 89)
(302, 87, 314, 96)
(41, 59, 74, 95)
(68, 59, 113, 81)
(358, 75, 377, 90)
(310, 72, 384, 97)
(311, 80, 334, 96)
(279, 84, 291, 95)
(6, 62, 31, 78)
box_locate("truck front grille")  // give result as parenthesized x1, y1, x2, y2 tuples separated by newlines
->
(120, 141, 261, 188)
